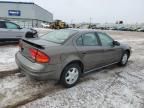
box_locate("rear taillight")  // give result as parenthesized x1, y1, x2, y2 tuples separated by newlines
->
(29, 48, 37, 59)
(29, 48, 50, 63)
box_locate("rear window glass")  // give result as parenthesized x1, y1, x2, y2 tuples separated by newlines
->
(41, 30, 77, 44)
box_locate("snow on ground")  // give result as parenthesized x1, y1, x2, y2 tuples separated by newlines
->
(0, 74, 58, 108)
(0, 45, 18, 71)
(0, 28, 52, 73)
(18, 35, 144, 108)
(0, 30, 144, 108)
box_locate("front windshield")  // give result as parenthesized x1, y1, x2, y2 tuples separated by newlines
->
(41, 30, 77, 44)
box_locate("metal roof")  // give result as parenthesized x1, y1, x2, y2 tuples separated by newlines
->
(0, 1, 52, 14)
(0, 1, 34, 4)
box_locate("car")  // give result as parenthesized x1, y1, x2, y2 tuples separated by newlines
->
(15, 29, 132, 88)
(0, 20, 38, 42)
(137, 27, 144, 32)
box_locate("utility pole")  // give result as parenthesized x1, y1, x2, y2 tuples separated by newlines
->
(71, 19, 73, 24)
(90, 17, 92, 25)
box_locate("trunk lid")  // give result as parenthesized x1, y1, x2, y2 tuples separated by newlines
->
(19, 38, 60, 62)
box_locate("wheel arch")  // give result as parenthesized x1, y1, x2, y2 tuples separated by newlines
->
(125, 49, 130, 58)
(59, 60, 84, 81)
(63, 60, 84, 73)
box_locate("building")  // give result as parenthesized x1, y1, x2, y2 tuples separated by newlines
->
(0, 1, 53, 28)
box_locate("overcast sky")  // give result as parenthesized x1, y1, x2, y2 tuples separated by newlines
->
(2, 0, 144, 23)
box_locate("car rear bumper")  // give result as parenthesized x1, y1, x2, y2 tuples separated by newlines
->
(15, 52, 62, 80)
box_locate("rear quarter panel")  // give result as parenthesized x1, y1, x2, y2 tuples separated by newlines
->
(42, 45, 81, 79)
(45, 45, 81, 67)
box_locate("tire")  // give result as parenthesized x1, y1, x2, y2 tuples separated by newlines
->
(60, 63, 81, 88)
(119, 51, 129, 66)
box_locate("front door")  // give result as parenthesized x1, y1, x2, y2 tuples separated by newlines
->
(0, 21, 7, 40)
(97, 32, 122, 65)
(5, 22, 23, 39)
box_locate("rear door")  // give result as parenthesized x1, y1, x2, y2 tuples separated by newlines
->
(75, 32, 105, 71)
(5, 22, 23, 39)
(97, 32, 122, 64)
(0, 21, 7, 39)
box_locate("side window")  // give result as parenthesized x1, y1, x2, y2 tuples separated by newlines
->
(0, 22, 6, 28)
(6, 22, 18, 29)
(83, 33, 98, 46)
(76, 36, 83, 46)
(98, 33, 113, 46)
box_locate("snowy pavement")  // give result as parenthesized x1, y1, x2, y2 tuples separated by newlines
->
(0, 28, 52, 76)
(0, 45, 18, 72)
(18, 33, 144, 108)
(0, 30, 144, 108)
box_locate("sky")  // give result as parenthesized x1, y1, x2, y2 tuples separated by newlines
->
(1, 0, 144, 24)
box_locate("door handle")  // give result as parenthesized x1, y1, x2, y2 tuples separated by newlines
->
(82, 52, 87, 54)
(81, 52, 87, 54)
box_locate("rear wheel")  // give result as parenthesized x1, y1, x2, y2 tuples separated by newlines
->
(60, 64, 81, 88)
(119, 51, 129, 66)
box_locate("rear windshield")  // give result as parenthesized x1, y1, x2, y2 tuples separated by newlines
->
(40, 30, 77, 44)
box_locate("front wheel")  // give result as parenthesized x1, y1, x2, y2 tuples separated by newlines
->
(119, 52, 129, 66)
(60, 64, 81, 88)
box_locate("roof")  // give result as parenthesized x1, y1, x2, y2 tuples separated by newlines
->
(0, 1, 53, 17)
(0, 1, 34, 4)
(67, 28, 98, 32)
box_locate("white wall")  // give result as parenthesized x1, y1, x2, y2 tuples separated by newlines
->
(0, 2, 53, 22)
(34, 4, 53, 22)
(0, 2, 35, 19)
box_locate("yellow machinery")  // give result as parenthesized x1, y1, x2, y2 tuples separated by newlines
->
(50, 20, 68, 29)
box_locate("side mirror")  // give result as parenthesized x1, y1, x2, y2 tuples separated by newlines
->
(113, 41, 120, 46)
(17, 25, 22, 29)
